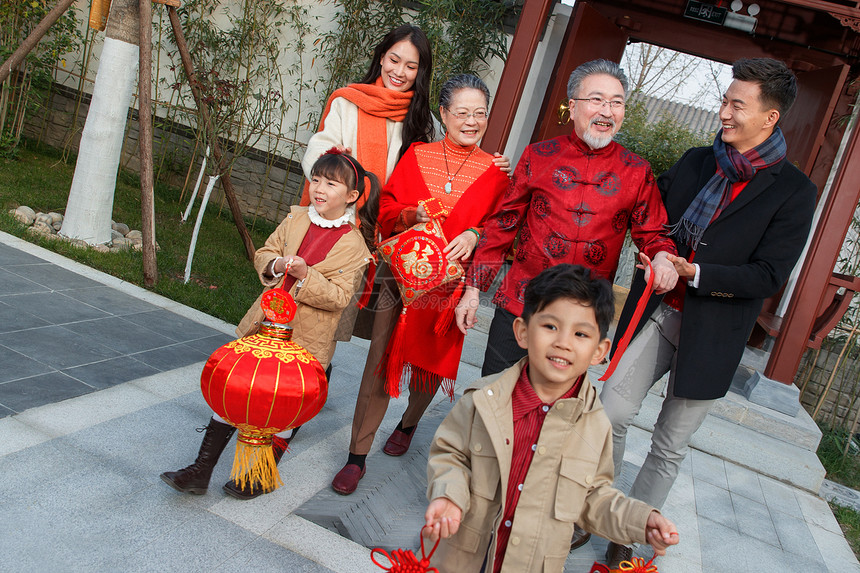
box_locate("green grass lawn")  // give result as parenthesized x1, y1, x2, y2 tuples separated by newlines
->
(817, 425, 860, 560)
(831, 502, 860, 558)
(0, 141, 278, 325)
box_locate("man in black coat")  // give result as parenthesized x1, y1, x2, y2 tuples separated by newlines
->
(598, 58, 817, 566)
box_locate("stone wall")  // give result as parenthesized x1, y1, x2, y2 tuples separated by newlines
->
(798, 344, 860, 430)
(22, 84, 307, 225)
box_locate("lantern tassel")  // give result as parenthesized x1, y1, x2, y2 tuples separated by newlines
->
(231, 432, 283, 493)
(380, 307, 408, 398)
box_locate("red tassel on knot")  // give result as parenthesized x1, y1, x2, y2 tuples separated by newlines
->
(433, 277, 465, 336)
(357, 258, 377, 310)
(382, 307, 408, 398)
(371, 527, 440, 572)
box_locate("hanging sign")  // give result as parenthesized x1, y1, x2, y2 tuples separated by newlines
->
(683, 0, 728, 25)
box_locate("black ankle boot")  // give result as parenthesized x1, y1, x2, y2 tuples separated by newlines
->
(222, 431, 294, 500)
(160, 417, 236, 494)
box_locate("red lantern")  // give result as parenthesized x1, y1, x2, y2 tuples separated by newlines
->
(200, 289, 328, 492)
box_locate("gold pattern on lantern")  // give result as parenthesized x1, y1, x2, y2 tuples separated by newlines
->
(227, 338, 315, 365)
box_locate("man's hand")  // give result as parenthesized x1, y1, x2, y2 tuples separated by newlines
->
(492, 152, 512, 176)
(645, 510, 679, 555)
(424, 498, 462, 542)
(444, 230, 478, 261)
(638, 251, 679, 294)
(455, 286, 480, 334)
(665, 253, 696, 279)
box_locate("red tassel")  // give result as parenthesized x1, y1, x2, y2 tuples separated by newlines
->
(371, 527, 440, 572)
(600, 259, 655, 382)
(357, 259, 377, 310)
(440, 378, 456, 401)
(383, 308, 408, 398)
(433, 277, 464, 336)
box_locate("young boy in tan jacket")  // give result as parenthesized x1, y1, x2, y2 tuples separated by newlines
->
(424, 264, 678, 572)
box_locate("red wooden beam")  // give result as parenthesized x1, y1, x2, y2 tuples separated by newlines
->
(776, 0, 860, 19)
(482, 0, 556, 154)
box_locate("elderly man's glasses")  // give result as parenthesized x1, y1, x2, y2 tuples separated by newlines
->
(573, 97, 625, 110)
(447, 109, 489, 120)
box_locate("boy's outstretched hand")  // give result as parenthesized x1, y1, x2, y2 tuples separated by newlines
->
(646, 510, 679, 555)
(424, 498, 462, 542)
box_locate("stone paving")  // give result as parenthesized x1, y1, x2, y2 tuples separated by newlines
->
(1, 231, 858, 572)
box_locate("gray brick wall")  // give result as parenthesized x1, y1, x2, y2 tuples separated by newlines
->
(23, 85, 306, 225)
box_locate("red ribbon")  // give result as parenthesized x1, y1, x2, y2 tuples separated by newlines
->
(600, 259, 654, 382)
(371, 527, 440, 572)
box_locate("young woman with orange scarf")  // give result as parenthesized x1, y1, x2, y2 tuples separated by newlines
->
(300, 25, 435, 204)
(331, 75, 510, 495)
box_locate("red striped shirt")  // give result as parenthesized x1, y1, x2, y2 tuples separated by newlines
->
(492, 364, 583, 572)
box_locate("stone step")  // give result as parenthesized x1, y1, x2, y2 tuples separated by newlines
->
(593, 373, 826, 494)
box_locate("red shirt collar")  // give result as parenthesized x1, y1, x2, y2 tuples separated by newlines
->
(567, 128, 617, 157)
(511, 362, 583, 423)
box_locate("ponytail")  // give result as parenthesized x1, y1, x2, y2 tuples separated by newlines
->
(357, 172, 381, 254)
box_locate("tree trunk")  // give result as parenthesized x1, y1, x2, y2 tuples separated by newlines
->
(60, 0, 140, 244)
(166, 7, 255, 260)
(139, 0, 157, 286)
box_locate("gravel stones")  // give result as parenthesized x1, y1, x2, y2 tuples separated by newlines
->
(13, 206, 36, 225)
(112, 222, 130, 235)
(10, 205, 152, 253)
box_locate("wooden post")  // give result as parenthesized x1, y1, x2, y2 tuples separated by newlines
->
(166, 6, 256, 260)
(139, 0, 157, 286)
(0, 0, 77, 85)
(481, 0, 555, 154)
(765, 118, 860, 383)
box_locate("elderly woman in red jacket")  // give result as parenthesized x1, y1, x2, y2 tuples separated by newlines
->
(331, 74, 510, 494)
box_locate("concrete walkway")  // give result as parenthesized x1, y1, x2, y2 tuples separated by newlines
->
(1, 231, 858, 572)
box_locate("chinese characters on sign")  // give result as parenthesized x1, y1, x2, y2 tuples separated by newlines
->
(684, 0, 728, 25)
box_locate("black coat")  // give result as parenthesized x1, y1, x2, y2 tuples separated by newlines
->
(613, 146, 817, 400)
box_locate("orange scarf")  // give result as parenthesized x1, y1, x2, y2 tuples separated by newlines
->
(300, 78, 413, 207)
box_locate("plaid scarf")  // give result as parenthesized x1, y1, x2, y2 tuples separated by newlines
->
(668, 127, 787, 250)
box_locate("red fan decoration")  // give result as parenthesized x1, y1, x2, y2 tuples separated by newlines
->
(200, 289, 328, 492)
(375, 211, 464, 396)
(377, 217, 463, 306)
(371, 527, 440, 573)
(589, 553, 660, 573)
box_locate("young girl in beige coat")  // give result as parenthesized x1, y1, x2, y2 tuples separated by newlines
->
(161, 151, 378, 500)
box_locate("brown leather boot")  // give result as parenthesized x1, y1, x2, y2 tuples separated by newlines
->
(160, 417, 236, 494)
(222, 431, 294, 500)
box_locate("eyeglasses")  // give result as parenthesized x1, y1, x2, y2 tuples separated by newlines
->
(446, 109, 489, 121)
(572, 97, 625, 110)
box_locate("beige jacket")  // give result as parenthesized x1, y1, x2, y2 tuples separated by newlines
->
(236, 206, 371, 368)
(301, 97, 403, 184)
(427, 359, 654, 573)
